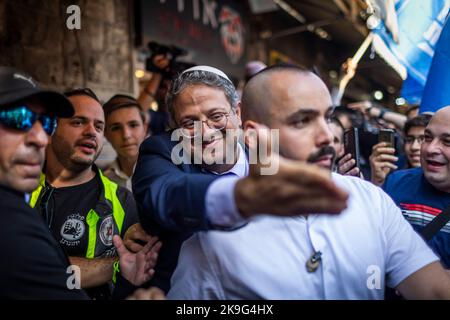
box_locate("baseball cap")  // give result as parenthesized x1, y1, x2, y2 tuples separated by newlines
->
(0, 66, 74, 117)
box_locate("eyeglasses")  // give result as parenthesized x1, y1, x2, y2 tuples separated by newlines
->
(0, 105, 57, 136)
(405, 136, 425, 144)
(179, 109, 235, 138)
(39, 185, 55, 228)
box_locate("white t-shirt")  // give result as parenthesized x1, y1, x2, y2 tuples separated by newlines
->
(168, 174, 438, 300)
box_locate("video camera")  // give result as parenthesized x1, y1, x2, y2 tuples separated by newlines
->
(145, 41, 194, 79)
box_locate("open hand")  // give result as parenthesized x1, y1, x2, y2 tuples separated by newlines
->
(114, 235, 162, 286)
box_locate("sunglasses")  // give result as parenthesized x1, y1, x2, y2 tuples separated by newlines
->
(0, 105, 57, 135)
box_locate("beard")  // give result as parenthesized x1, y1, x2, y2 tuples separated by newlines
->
(51, 133, 101, 172)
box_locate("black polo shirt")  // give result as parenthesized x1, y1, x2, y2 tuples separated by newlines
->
(0, 185, 88, 299)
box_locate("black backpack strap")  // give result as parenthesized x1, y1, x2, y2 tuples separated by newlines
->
(420, 205, 450, 241)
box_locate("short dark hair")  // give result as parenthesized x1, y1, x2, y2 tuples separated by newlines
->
(330, 115, 345, 132)
(404, 113, 432, 135)
(64, 87, 101, 104)
(103, 94, 146, 123)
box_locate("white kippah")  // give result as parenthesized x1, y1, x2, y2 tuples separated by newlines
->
(181, 65, 232, 84)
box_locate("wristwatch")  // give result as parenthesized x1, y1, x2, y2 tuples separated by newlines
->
(378, 109, 387, 119)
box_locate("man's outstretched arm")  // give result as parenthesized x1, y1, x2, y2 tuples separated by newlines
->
(134, 131, 349, 233)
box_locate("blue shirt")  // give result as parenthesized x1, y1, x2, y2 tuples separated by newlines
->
(383, 167, 450, 268)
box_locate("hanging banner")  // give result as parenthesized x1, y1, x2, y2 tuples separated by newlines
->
(420, 16, 450, 113)
(372, 0, 450, 104)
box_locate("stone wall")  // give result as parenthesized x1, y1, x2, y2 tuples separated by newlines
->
(0, 0, 135, 100)
(0, 0, 137, 166)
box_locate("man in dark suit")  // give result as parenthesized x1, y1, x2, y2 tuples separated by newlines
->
(133, 66, 349, 292)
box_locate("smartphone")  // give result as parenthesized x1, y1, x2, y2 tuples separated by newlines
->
(343, 127, 360, 170)
(378, 129, 395, 148)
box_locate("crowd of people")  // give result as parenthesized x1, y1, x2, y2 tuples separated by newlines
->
(1, 54, 450, 300)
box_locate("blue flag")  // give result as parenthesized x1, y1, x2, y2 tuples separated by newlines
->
(420, 16, 450, 113)
(373, 0, 450, 104)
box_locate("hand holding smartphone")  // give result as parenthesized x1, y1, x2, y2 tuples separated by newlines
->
(343, 128, 360, 170)
(378, 129, 396, 148)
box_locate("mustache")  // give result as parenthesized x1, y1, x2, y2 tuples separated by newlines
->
(307, 146, 336, 163)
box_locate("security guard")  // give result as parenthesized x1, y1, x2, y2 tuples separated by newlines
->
(30, 88, 139, 299)
(30, 167, 136, 259)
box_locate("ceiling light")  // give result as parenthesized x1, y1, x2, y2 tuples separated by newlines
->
(374, 90, 384, 100)
(395, 97, 406, 105)
(135, 70, 145, 79)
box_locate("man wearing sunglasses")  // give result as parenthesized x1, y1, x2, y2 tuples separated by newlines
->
(0, 67, 160, 299)
(0, 66, 89, 299)
(29, 87, 160, 300)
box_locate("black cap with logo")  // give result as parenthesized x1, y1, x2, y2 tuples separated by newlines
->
(0, 66, 74, 117)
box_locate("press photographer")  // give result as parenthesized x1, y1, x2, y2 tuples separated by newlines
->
(138, 42, 194, 135)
